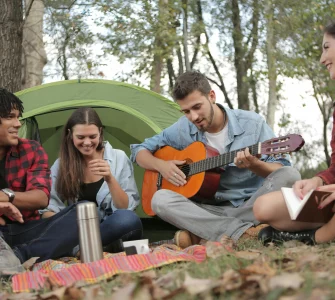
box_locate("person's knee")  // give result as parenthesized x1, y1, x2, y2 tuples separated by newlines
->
(274, 166, 301, 185)
(114, 210, 142, 230)
(253, 195, 271, 223)
(151, 189, 171, 215)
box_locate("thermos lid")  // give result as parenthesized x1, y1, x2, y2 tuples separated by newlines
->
(76, 202, 98, 220)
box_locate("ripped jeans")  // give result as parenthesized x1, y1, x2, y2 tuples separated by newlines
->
(151, 166, 301, 241)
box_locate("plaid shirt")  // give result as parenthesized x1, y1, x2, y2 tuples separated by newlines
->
(4, 138, 51, 221)
(317, 108, 335, 184)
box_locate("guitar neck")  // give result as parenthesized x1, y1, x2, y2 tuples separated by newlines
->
(188, 143, 260, 176)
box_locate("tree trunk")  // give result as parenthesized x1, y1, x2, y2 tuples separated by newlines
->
(231, 0, 249, 110)
(150, 0, 167, 93)
(265, 0, 277, 130)
(22, 0, 47, 89)
(0, 0, 23, 92)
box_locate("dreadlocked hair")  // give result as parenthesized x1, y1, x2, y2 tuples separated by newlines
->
(0, 88, 24, 119)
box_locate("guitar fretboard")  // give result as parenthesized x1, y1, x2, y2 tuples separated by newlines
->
(184, 143, 260, 176)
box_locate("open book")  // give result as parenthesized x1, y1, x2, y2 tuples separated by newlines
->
(282, 187, 333, 222)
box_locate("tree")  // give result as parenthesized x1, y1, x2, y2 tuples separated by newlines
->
(274, 0, 335, 165)
(264, 0, 277, 129)
(0, 0, 23, 92)
(22, 0, 47, 89)
(44, 0, 101, 80)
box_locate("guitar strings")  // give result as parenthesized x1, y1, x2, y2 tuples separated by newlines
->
(178, 144, 259, 176)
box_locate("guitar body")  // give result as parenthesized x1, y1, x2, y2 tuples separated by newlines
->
(142, 142, 221, 216)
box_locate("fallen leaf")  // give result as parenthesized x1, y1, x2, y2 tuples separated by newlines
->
(183, 273, 219, 295)
(205, 240, 234, 259)
(140, 270, 157, 280)
(278, 296, 302, 300)
(81, 284, 101, 299)
(109, 282, 137, 300)
(245, 275, 269, 294)
(133, 285, 152, 300)
(218, 235, 236, 249)
(297, 253, 319, 268)
(269, 272, 304, 290)
(314, 271, 331, 279)
(284, 245, 309, 255)
(155, 270, 179, 289)
(66, 287, 84, 299)
(151, 285, 170, 299)
(39, 287, 66, 299)
(8, 293, 37, 300)
(22, 257, 39, 270)
(235, 250, 261, 260)
(221, 269, 243, 291)
(0, 292, 8, 300)
(283, 240, 305, 248)
(241, 261, 276, 276)
(308, 288, 331, 300)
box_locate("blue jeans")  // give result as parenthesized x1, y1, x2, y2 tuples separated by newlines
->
(0, 204, 143, 263)
(100, 209, 143, 245)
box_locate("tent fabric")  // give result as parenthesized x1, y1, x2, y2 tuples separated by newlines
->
(16, 79, 182, 217)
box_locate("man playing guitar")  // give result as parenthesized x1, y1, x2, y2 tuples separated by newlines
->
(130, 70, 301, 247)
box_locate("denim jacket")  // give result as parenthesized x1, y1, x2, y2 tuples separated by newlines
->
(130, 105, 291, 207)
(44, 141, 139, 221)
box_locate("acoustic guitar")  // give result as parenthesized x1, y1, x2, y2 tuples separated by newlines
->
(141, 134, 305, 216)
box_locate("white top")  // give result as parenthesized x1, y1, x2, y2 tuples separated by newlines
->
(204, 124, 229, 154)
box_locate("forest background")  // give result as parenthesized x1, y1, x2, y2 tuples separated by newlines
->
(1, 0, 335, 178)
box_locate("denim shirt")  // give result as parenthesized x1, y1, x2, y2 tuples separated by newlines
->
(130, 105, 291, 207)
(43, 141, 140, 221)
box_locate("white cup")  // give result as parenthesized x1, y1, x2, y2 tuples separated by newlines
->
(123, 239, 150, 255)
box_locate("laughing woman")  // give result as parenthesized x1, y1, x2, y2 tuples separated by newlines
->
(253, 22, 335, 245)
(42, 107, 143, 251)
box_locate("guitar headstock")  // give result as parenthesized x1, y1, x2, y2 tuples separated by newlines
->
(261, 134, 305, 155)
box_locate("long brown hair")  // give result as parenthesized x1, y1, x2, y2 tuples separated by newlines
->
(56, 107, 104, 201)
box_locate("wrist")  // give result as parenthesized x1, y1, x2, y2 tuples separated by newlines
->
(154, 159, 165, 173)
(1, 189, 15, 203)
(314, 177, 326, 186)
(105, 175, 114, 185)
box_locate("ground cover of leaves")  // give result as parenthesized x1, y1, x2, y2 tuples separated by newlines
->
(1, 238, 335, 300)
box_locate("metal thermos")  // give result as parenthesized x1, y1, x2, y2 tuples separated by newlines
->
(76, 202, 103, 263)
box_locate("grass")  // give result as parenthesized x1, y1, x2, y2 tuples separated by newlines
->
(2, 228, 335, 299)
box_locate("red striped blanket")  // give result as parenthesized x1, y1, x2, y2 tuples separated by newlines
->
(12, 244, 206, 292)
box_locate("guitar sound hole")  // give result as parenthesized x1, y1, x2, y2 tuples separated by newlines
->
(180, 164, 190, 177)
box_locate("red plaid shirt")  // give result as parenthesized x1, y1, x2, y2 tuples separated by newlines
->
(317, 108, 335, 184)
(4, 138, 51, 221)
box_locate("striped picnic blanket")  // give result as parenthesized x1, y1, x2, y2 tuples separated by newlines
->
(12, 244, 206, 292)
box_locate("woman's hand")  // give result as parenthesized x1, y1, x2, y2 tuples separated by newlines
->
(293, 177, 323, 199)
(315, 184, 335, 210)
(88, 159, 113, 182)
(0, 202, 23, 224)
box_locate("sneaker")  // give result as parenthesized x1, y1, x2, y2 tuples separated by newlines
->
(0, 237, 25, 276)
(258, 226, 316, 245)
(174, 230, 204, 248)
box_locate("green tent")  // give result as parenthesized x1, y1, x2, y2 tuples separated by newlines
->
(16, 79, 182, 217)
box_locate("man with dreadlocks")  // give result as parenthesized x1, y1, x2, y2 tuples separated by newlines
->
(0, 88, 80, 269)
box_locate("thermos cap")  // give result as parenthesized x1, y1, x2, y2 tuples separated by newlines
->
(76, 202, 98, 220)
